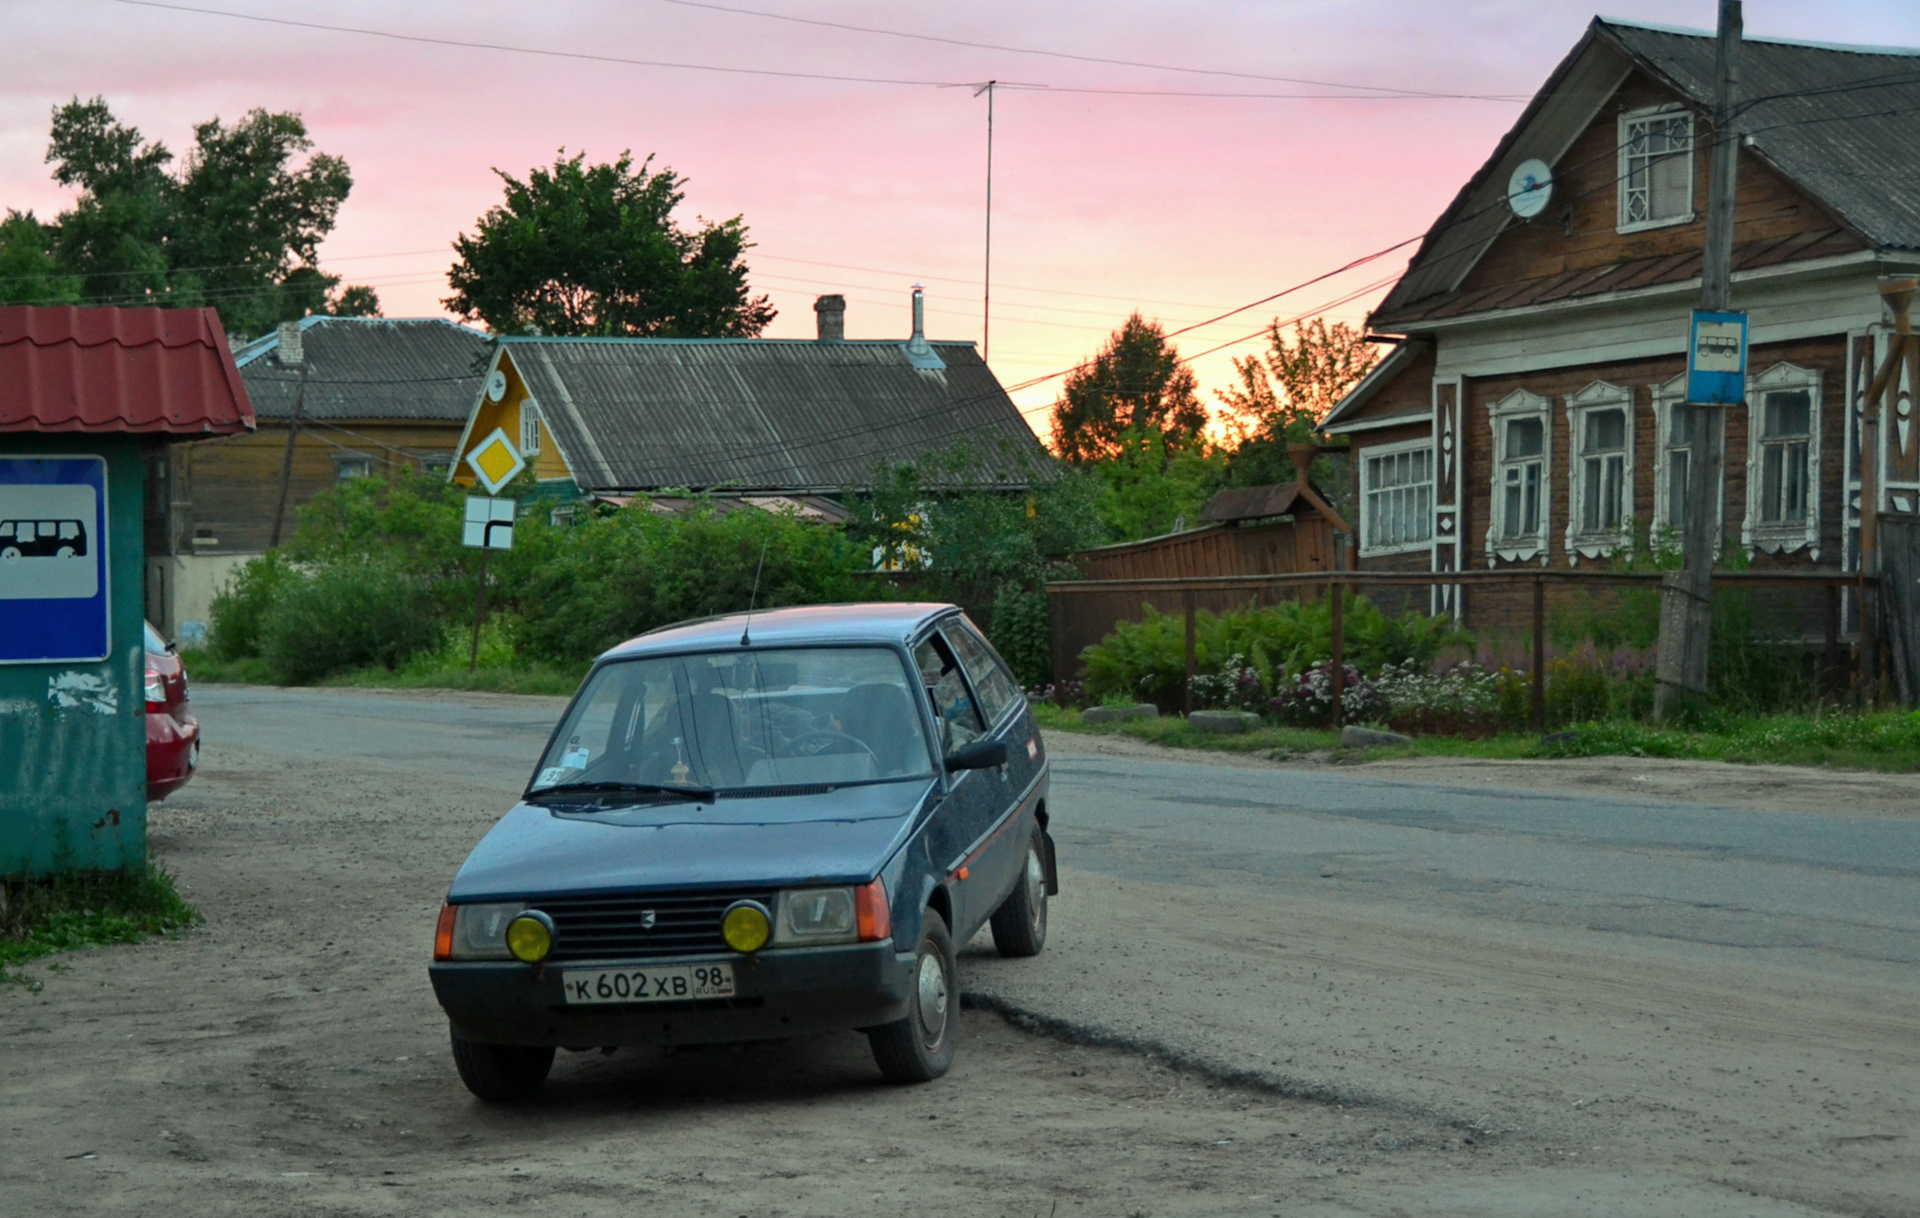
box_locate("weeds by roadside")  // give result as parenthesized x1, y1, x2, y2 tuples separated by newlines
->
(1032, 702, 1920, 771)
(0, 863, 200, 987)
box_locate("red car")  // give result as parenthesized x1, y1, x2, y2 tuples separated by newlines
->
(145, 621, 200, 802)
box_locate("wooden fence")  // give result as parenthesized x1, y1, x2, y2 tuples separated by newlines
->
(1046, 567, 1886, 729)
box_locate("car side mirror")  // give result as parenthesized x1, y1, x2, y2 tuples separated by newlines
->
(945, 739, 1007, 773)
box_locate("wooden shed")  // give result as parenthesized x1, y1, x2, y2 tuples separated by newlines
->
(1049, 480, 1346, 682)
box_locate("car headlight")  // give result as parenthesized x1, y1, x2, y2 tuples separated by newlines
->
(722, 900, 773, 953)
(505, 911, 556, 964)
(441, 901, 526, 960)
(773, 887, 857, 945)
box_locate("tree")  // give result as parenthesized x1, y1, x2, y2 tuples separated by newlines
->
(1216, 317, 1377, 504)
(444, 150, 775, 338)
(1216, 316, 1377, 445)
(30, 97, 371, 335)
(0, 211, 81, 305)
(1048, 313, 1208, 464)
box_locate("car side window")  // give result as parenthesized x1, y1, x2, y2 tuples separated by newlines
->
(943, 622, 1023, 728)
(914, 634, 985, 751)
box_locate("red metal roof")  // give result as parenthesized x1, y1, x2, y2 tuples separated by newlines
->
(0, 305, 255, 435)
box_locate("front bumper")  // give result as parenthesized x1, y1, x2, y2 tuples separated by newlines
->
(429, 941, 914, 1048)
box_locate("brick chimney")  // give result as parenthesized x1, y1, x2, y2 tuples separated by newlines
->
(275, 319, 304, 367)
(813, 294, 846, 342)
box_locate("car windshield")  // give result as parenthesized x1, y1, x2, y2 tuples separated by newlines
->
(530, 646, 936, 795)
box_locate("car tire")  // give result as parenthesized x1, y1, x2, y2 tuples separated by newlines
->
(868, 909, 957, 1083)
(989, 831, 1049, 958)
(450, 1031, 554, 1102)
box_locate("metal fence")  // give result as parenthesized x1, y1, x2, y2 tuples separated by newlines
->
(1046, 567, 1889, 730)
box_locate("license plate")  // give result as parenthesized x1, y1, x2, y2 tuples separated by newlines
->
(562, 962, 736, 1005)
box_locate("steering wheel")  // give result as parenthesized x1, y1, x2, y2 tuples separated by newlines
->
(785, 730, 879, 764)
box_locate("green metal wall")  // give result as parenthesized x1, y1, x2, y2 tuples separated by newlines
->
(0, 437, 148, 876)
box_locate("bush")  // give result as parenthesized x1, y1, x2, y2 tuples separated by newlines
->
(1373, 659, 1508, 736)
(1081, 596, 1466, 711)
(260, 559, 446, 683)
(207, 550, 294, 660)
(989, 584, 1051, 689)
(1271, 662, 1388, 727)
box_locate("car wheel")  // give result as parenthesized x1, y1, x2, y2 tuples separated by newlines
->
(989, 831, 1048, 958)
(0, 546, 18, 561)
(449, 1030, 554, 1102)
(868, 909, 957, 1083)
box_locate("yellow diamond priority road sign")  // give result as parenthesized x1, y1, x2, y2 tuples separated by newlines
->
(465, 427, 526, 495)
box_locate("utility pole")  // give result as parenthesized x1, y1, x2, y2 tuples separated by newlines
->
(975, 79, 996, 363)
(267, 326, 309, 551)
(1655, 0, 1741, 721)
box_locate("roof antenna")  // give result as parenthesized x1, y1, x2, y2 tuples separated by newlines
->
(739, 538, 770, 647)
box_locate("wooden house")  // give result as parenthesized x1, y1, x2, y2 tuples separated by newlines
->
(146, 316, 489, 638)
(1321, 18, 1920, 638)
(447, 291, 1048, 508)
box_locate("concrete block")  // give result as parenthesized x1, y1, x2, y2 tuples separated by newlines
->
(1189, 710, 1261, 734)
(1083, 703, 1159, 725)
(1341, 725, 1413, 747)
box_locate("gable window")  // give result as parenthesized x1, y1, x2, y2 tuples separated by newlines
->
(1651, 375, 1724, 544)
(1743, 363, 1822, 557)
(1487, 389, 1551, 562)
(1358, 439, 1433, 556)
(1617, 105, 1694, 232)
(520, 397, 542, 456)
(1566, 382, 1634, 558)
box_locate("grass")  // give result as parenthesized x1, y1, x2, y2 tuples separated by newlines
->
(181, 625, 589, 699)
(0, 863, 200, 986)
(1031, 702, 1920, 771)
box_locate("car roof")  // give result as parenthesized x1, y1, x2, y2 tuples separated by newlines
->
(600, 602, 961, 661)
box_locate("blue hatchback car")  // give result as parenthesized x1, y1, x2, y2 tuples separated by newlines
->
(430, 603, 1056, 1100)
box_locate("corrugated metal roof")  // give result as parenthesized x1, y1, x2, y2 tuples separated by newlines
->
(1372, 18, 1920, 328)
(235, 317, 490, 420)
(1606, 20, 1920, 250)
(504, 337, 1050, 493)
(0, 305, 254, 435)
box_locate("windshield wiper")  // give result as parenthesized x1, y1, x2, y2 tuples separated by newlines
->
(525, 779, 716, 805)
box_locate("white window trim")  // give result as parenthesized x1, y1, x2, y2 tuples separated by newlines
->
(1650, 373, 1726, 548)
(1564, 381, 1635, 562)
(1486, 388, 1553, 565)
(1358, 437, 1435, 558)
(520, 397, 543, 456)
(1616, 104, 1697, 234)
(331, 451, 376, 481)
(1743, 361, 1822, 559)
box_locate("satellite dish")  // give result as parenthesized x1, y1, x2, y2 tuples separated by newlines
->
(486, 369, 507, 402)
(1508, 158, 1553, 219)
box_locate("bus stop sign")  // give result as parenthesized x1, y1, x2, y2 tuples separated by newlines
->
(0, 454, 110, 663)
(1687, 310, 1748, 405)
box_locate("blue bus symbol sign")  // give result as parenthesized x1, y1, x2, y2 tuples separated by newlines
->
(1687, 310, 1748, 405)
(0, 456, 110, 663)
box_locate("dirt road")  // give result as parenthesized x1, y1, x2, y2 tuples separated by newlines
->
(1, 687, 1912, 1216)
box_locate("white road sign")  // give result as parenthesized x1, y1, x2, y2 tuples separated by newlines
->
(463, 496, 515, 550)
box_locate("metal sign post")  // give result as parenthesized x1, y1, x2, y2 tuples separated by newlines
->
(463, 494, 515, 671)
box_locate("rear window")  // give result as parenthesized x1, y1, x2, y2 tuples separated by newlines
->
(143, 622, 168, 655)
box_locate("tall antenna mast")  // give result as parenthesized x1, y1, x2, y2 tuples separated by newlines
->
(974, 79, 996, 363)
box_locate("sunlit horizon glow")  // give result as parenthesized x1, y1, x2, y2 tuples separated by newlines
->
(5, 1, 1915, 439)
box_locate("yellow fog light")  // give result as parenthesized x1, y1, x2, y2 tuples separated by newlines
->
(721, 900, 772, 954)
(505, 911, 555, 963)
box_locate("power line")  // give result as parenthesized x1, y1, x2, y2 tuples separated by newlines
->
(105, 0, 1525, 104)
(656, 0, 1527, 101)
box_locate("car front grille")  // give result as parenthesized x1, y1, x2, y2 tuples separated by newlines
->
(529, 888, 778, 963)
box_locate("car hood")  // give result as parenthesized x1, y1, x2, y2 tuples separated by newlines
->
(447, 779, 936, 900)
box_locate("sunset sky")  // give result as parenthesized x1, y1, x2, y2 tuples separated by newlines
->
(5, 1, 1917, 434)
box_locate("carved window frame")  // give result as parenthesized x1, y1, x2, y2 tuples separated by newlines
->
(1616, 104, 1696, 233)
(1486, 389, 1552, 565)
(1743, 362, 1822, 558)
(1358, 437, 1435, 557)
(1564, 381, 1635, 561)
(1650, 374, 1725, 550)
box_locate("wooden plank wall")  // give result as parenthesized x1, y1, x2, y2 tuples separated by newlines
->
(1049, 518, 1337, 681)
